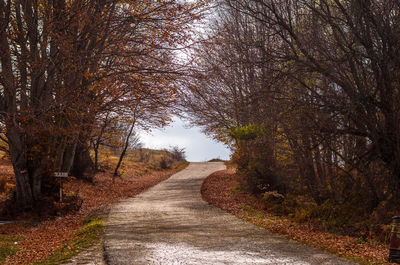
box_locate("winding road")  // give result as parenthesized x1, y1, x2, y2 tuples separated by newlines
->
(104, 162, 354, 265)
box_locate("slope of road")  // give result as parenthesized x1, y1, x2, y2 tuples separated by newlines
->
(104, 162, 354, 265)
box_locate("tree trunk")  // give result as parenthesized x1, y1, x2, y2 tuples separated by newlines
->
(93, 112, 110, 172)
(301, 132, 322, 204)
(71, 141, 94, 181)
(113, 121, 135, 180)
(6, 127, 34, 208)
(94, 142, 99, 171)
(31, 167, 42, 201)
(61, 142, 77, 172)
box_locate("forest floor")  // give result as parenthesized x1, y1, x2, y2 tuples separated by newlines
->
(0, 157, 188, 265)
(201, 168, 397, 265)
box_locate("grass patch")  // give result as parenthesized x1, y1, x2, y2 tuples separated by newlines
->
(339, 254, 376, 265)
(0, 236, 22, 264)
(0, 244, 18, 264)
(175, 161, 190, 172)
(208, 158, 225, 162)
(0, 236, 23, 243)
(34, 217, 104, 265)
(232, 184, 245, 194)
(240, 205, 255, 214)
(319, 247, 379, 265)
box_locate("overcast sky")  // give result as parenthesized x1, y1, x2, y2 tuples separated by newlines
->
(138, 116, 231, 162)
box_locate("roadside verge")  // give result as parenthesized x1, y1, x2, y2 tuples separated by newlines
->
(201, 169, 395, 265)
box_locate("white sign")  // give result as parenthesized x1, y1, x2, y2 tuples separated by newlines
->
(54, 172, 68, 178)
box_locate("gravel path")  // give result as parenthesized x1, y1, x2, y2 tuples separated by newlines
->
(104, 162, 354, 265)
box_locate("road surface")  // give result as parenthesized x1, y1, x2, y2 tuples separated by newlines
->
(104, 162, 353, 265)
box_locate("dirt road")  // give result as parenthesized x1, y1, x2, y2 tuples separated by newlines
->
(104, 162, 354, 264)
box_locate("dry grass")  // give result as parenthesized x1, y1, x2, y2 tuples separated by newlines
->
(0, 160, 15, 202)
(98, 148, 184, 173)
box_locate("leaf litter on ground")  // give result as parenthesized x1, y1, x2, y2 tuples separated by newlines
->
(0, 161, 184, 265)
(201, 169, 397, 265)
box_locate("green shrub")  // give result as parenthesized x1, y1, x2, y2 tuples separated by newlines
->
(228, 124, 265, 141)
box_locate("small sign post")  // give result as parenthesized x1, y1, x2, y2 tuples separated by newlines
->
(54, 172, 68, 178)
(54, 172, 68, 202)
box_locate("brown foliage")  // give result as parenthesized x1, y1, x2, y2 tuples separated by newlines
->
(0, 0, 205, 207)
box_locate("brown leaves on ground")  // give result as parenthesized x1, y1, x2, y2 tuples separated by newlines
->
(201, 169, 397, 265)
(0, 164, 180, 265)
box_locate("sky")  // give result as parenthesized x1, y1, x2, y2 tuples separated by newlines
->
(138, 116, 231, 162)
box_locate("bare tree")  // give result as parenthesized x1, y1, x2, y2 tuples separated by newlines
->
(181, 0, 400, 214)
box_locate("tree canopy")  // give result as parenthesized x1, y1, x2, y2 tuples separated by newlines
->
(0, 0, 204, 207)
(180, 0, 400, 222)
